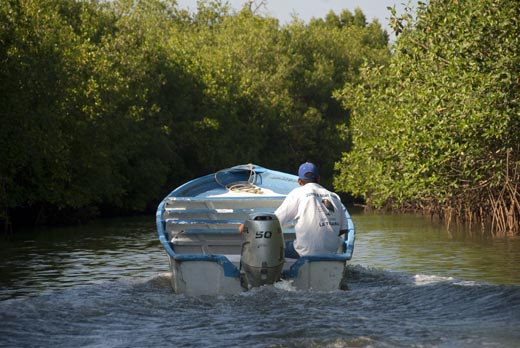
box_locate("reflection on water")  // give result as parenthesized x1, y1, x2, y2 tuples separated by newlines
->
(0, 216, 169, 299)
(351, 211, 520, 285)
(0, 213, 519, 348)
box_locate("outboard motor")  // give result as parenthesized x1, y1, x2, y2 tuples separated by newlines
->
(240, 213, 284, 289)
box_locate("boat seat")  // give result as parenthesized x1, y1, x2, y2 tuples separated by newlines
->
(171, 230, 296, 256)
(163, 208, 275, 221)
(164, 197, 284, 211)
(171, 232, 243, 255)
(163, 197, 285, 236)
(165, 196, 296, 256)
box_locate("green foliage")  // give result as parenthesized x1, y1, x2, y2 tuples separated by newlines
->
(335, 0, 520, 233)
(0, 0, 390, 225)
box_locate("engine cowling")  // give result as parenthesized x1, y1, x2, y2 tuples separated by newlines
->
(240, 213, 284, 289)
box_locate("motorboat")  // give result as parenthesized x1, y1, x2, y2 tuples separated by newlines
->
(156, 164, 355, 295)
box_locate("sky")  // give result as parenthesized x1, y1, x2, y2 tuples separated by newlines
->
(175, 0, 420, 35)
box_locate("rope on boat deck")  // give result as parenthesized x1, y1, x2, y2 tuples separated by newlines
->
(215, 164, 264, 194)
(226, 182, 263, 194)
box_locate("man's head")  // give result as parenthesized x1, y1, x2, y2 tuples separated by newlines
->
(298, 162, 320, 184)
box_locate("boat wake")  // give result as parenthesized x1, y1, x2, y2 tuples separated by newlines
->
(1, 266, 519, 348)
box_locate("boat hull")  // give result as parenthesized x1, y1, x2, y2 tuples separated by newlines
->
(289, 260, 348, 291)
(167, 256, 349, 295)
(169, 257, 243, 295)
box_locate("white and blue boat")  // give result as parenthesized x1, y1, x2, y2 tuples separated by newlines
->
(156, 164, 355, 295)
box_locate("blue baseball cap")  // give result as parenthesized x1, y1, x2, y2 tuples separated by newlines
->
(298, 162, 319, 180)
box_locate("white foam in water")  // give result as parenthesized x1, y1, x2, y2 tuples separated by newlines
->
(273, 279, 298, 292)
(454, 279, 481, 286)
(414, 274, 481, 286)
(414, 274, 454, 285)
(238, 280, 298, 295)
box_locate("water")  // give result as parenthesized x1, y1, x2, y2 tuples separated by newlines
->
(1, 213, 519, 348)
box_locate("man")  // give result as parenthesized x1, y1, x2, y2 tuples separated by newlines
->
(274, 162, 348, 258)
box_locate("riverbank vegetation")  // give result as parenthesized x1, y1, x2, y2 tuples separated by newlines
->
(334, 0, 520, 235)
(1, 0, 519, 236)
(0, 0, 389, 226)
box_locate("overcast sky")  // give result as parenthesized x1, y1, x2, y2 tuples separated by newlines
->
(175, 0, 420, 35)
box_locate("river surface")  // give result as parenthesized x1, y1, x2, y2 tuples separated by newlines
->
(1, 211, 519, 348)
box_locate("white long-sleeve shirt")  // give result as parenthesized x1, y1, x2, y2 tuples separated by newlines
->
(274, 183, 347, 256)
